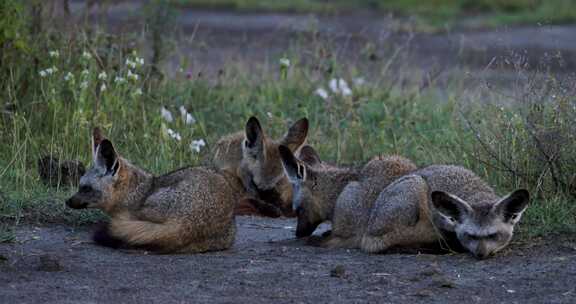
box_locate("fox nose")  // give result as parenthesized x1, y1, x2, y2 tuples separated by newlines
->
(66, 197, 87, 209)
(474, 242, 490, 259)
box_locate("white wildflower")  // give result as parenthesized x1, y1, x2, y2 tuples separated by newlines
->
(126, 58, 136, 69)
(190, 139, 206, 153)
(314, 87, 329, 100)
(64, 72, 74, 81)
(267, 112, 273, 118)
(136, 57, 144, 66)
(50, 66, 58, 73)
(134, 88, 143, 96)
(82, 51, 92, 60)
(167, 128, 182, 141)
(114, 76, 127, 84)
(353, 77, 366, 86)
(127, 69, 139, 81)
(81, 69, 90, 76)
(179, 106, 196, 125)
(329, 79, 339, 93)
(339, 80, 352, 96)
(279, 58, 290, 68)
(49, 50, 60, 58)
(80, 81, 89, 89)
(161, 106, 174, 123)
(39, 70, 47, 77)
(98, 71, 107, 80)
(100, 83, 107, 92)
(329, 78, 352, 96)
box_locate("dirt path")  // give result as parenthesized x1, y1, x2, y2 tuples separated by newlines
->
(1, 217, 575, 303)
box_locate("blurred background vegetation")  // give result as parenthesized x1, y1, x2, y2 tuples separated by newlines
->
(176, 0, 576, 29)
(0, 0, 575, 242)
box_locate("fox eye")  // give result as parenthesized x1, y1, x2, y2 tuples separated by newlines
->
(464, 233, 480, 241)
(486, 233, 498, 240)
(79, 185, 93, 193)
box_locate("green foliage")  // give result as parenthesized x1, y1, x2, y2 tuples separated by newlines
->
(0, 0, 28, 51)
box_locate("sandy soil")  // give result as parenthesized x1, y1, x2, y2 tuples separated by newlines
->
(1, 217, 575, 303)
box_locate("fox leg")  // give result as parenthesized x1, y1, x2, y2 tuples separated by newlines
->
(360, 175, 436, 253)
(235, 197, 283, 218)
(92, 222, 125, 249)
(308, 182, 367, 249)
(307, 235, 361, 249)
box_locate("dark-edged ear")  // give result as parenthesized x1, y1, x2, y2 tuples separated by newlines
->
(245, 116, 263, 149)
(431, 191, 472, 223)
(95, 139, 119, 175)
(279, 145, 304, 182)
(494, 189, 529, 224)
(280, 118, 309, 151)
(298, 145, 321, 167)
(92, 127, 106, 159)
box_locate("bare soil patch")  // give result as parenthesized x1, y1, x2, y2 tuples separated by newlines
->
(1, 217, 575, 303)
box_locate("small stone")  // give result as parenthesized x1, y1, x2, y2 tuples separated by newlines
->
(433, 278, 456, 289)
(412, 289, 434, 298)
(37, 254, 63, 272)
(330, 265, 346, 278)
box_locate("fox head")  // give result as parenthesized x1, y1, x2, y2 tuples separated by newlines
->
(66, 128, 148, 213)
(430, 189, 530, 259)
(279, 144, 345, 238)
(240, 116, 308, 195)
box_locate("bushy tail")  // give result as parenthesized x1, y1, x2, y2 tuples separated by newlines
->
(107, 215, 183, 252)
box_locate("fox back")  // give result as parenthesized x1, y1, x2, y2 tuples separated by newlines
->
(279, 145, 416, 239)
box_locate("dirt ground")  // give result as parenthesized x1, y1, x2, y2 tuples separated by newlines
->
(1, 217, 575, 303)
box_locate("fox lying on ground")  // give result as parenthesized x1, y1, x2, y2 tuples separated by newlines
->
(280, 146, 529, 259)
(66, 128, 236, 253)
(278, 145, 417, 241)
(212, 116, 308, 217)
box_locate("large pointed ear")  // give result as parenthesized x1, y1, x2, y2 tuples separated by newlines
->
(92, 127, 106, 160)
(431, 191, 472, 224)
(279, 145, 305, 183)
(280, 118, 309, 151)
(95, 139, 120, 176)
(298, 145, 321, 167)
(493, 189, 529, 224)
(244, 116, 264, 153)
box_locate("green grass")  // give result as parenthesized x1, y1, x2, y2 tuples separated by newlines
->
(0, 3, 575, 242)
(174, 0, 576, 29)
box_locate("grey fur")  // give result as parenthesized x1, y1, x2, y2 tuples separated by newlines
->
(361, 165, 530, 259)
